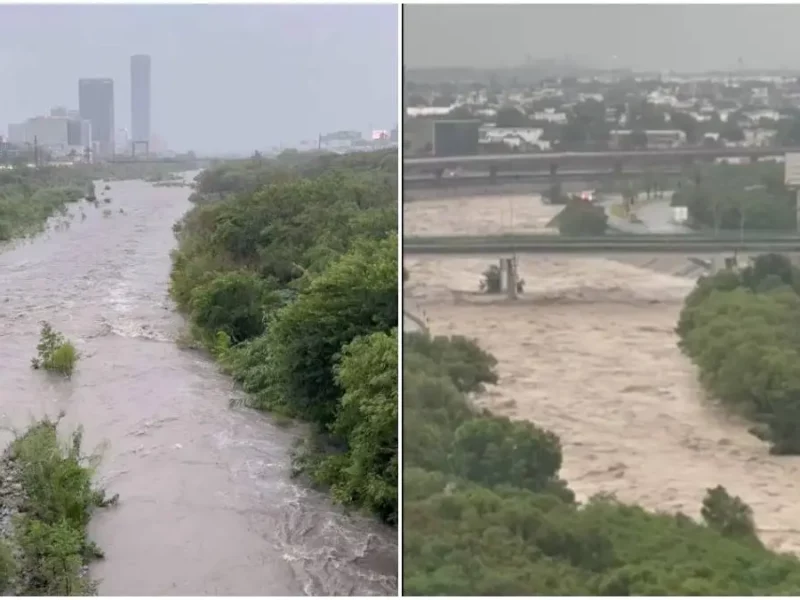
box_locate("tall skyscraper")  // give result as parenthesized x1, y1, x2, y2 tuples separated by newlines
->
(130, 54, 151, 151)
(78, 78, 115, 157)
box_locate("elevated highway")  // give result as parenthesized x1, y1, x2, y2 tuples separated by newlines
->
(404, 146, 798, 180)
(405, 167, 683, 191)
(404, 233, 800, 256)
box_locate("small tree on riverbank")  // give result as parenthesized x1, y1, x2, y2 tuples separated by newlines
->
(558, 198, 608, 236)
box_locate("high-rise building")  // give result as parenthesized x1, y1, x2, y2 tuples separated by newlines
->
(130, 54, 151, 151)
(78, 78, 115, 157)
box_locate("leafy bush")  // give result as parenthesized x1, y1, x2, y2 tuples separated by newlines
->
(310, 329, 398, 523)
(188, 271, 279, 344)
(701, 485, 759, 541)
(30, 322, 78, 378)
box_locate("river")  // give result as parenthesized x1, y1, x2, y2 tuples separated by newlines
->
(405, 192, 800, 555)
(0, 176, 397, 596)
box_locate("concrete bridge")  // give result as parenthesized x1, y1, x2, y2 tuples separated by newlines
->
(404, 233, 800, 256)
(107, 156, 208, 167)
(404, 146, 799, 182)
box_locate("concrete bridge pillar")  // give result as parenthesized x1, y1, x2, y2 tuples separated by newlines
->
(708, 255, 738, 274)
(796, 189, 800, 232)
(500, 257, 518, 300)
(489, 165, 497, 184)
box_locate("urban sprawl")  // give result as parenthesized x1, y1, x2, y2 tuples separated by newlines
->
(404, 71, 800, 157)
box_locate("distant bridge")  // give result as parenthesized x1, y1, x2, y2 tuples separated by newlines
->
(404, 232, 800, 256)
(106, 156, 206, 167)
(404, 146, 799, 180)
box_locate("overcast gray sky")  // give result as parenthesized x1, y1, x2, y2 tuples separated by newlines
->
(404, 5, 800, 73)
(0, 4, 397, 155)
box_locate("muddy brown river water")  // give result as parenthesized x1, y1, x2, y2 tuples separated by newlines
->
(405, 193, 800, 555)
(0, 176, 397, 596)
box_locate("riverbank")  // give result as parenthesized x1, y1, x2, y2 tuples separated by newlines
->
(170, 150, 398, 525)
(0, 168, 88, 241)
(0, 176, 396, 594)
(0, 163, 189, 244)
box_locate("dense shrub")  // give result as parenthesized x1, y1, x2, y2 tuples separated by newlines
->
(557, 198, 608, 236)
(8, 417, 116, 595)
(677, 253, 800, 453)
(30, 322, 79, 378)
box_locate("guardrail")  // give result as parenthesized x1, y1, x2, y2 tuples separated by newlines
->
(404, 233, 800, 255)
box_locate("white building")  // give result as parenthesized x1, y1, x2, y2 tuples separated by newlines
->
(25, 116, 70, 149)
(610, 129, 687, 149)
(479, 126, 551, 151)
(7, 116, 92, 156)
(532, 108, 568, 124)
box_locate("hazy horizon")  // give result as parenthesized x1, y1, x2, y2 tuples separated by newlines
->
(1, 4, 397, 155)
(404, 5, 800, 74)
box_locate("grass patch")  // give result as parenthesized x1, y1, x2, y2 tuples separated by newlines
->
(30, 322, 79, 378)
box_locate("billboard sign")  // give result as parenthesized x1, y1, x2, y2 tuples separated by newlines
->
(672, 206, 689, 224)
(433, 120, 480, 157)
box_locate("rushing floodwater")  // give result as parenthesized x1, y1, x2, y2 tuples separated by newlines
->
(0, 177, 397, 596)
(405, 193, 800, 555)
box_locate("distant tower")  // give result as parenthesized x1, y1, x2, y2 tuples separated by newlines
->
(78, 78, 115, 159)
(130, 54, 151, 155)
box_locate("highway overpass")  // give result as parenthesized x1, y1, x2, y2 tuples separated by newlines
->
(404, 146, 799, 178)
(405, 167, 684, 191)
(404, 233, 800, 256)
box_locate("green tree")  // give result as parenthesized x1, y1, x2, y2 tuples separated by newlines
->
(314, 329, 398, 523)
(188, 271, 280, 343)
(495, 106, 530, 128)
(262, 234, 397, 425)
(558, 198, 608, 236)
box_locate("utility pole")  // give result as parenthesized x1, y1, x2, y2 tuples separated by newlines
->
(33, 136, 39, 168)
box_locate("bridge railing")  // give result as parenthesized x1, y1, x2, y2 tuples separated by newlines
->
(404, 232, 800, 255)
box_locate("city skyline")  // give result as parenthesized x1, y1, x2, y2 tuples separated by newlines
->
(0, 5, 397, 154)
